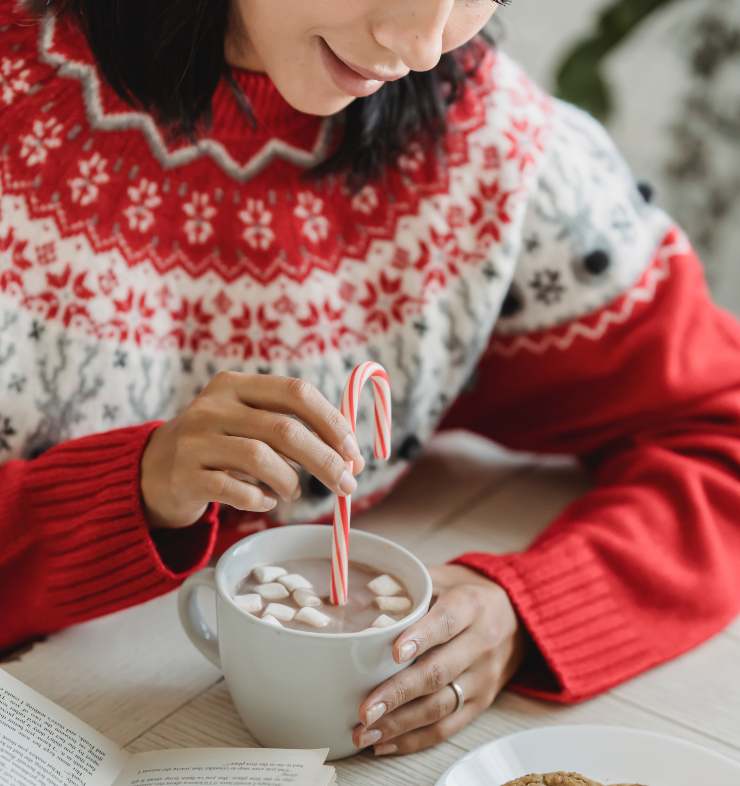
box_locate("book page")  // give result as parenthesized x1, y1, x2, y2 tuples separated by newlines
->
(0, 668, 128, 786)
(112, 747, 333, 786)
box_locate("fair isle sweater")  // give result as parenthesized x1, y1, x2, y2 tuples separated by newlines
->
(2, 0, 740, 702)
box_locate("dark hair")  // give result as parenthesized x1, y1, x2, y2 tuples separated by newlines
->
(44, 0, 501, 193)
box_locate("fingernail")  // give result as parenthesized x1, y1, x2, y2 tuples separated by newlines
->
(342, 433, 363, 464)
(260, 496, 277, 511)
(358, 728, 382, 748)
(338, 469, 357, 496)
(365, 702, 386, 727)
(398, 640, 417, 662)
(374, 743, 398, 756)
(292, 486, 302, 501)
(351, 453, 365, 474)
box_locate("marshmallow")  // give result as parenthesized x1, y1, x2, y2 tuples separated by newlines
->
(371, 614, 397, 628)
(376, 595, 412, 613)
(251, 566, 287, 583)
(261, 614, 283, 628)
(234, 593, 262, 614)
(367, 574, 403, 597)
(255, 583, 290, 600)
(295, 607, 331, 629)
(293, 589, 322, 608)
(278, 573, 313, 592)
(263, 603, 296, 622)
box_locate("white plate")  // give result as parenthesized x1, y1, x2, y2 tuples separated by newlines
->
(436, 725, 740, 786)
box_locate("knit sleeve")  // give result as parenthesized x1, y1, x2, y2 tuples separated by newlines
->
(438, 98, 740, 703)
(0, 422, 220, 653)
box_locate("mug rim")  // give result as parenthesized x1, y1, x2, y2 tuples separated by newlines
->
(214, 524, 433, 640)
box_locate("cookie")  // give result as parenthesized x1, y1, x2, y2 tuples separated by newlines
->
(501, 773, 603, 786)
(501, 774, 645, 786)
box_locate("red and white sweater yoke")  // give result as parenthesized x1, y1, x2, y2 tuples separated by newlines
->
(2, 0, 740, 702)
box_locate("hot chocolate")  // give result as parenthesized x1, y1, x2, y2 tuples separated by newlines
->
(234, 558, 412, 634)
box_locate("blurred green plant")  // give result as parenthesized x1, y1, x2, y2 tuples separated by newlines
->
(554, 0, 680, 121)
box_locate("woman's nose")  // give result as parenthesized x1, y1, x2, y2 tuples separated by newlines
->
(371, 0, 451, 73)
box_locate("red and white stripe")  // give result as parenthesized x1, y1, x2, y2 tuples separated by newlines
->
(330, 362, 392, 606)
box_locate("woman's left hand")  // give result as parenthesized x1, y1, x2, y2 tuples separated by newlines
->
(353, 564, 527, 756)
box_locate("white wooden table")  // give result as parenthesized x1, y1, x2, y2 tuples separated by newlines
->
(5, 431, 740, 783)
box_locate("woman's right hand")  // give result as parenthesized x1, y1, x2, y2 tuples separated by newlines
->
(140, 372, 366, 530)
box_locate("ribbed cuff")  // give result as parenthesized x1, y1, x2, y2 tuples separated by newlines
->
(453, 533, 652, 703)
(26, 422, 219, 626)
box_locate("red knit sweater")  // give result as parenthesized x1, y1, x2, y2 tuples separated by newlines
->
(2, 0, 740, 703)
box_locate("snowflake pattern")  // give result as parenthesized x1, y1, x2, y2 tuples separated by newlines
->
(0, 9, 685, 532)
(524, 233, 541, 254)
(528, 268, 566, 305)
(28, 321, 45, 341)
(239, 198, 275, 251)
(397, 141, 426, 173)
(470, 179, 514, 246)
(294, 192, 329, 244)
(102, 404, 119, 421)
(124, 178, 161, 233)
(1, 27, 588, 362)
(68, 153, 110, 206)
(183, 191, 217, 245)
(0, 57, 31, 105)
(8, 374, 26, 394)
(19, 117, 64, 167)
(2, 19, 557, 298)
(503, 119, 546, 173)
(0, 417, 16, 452)
(351, 186, 379, 215)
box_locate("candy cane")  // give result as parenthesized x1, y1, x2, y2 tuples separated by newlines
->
(330, 361, 392, 606)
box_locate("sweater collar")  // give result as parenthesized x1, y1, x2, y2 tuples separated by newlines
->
(226, 66, 313, 131)
(45, 11, 327, 159)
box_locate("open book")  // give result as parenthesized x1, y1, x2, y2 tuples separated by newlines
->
(0, 669, 336, 786)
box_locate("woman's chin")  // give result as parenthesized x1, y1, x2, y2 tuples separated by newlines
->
(279, 80, 357, 117)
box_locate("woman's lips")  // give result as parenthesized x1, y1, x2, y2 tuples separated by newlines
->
(319, 38, 407, 98)
(339, 57, 407, 83)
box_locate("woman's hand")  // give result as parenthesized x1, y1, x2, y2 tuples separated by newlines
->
(354, 565, 526, 756)
(140, 372, 364, 529)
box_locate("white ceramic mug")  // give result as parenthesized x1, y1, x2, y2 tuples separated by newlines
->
(178, 525, 432, 760)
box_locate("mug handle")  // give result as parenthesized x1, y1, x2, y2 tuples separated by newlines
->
(178, 567, 222, 669)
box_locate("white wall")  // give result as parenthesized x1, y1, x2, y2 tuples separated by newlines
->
(494, 0, 740, 315)
(494, 0, 604, 90)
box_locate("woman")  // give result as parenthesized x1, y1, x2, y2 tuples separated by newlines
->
(2, 0, 740, 757)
